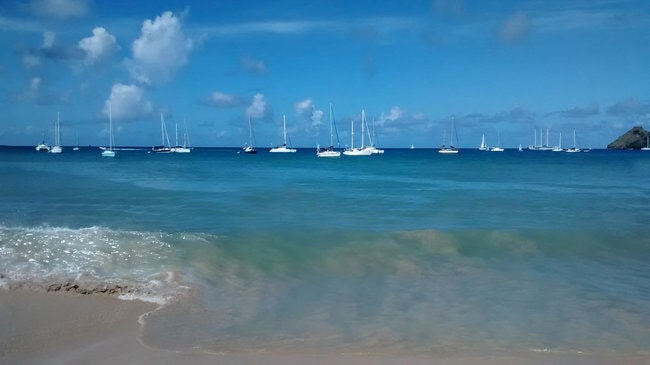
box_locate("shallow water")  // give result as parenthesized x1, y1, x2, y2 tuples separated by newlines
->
(1, 146, 649, 355)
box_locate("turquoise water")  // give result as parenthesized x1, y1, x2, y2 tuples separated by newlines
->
(1, 146, 649, 355)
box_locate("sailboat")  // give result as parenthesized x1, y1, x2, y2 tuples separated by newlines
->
(101, 103, 116, 157)
(363, 115, 384, 154)
(269, 115, 296, 153)
(641, 135, 650, 151)
(478, 134, 488, 151)
(317, 103, 341, 157)
(439, 116, 459, 154)
(565, 130, 581, 153)
(151, 113, 174, 153)
(49, 112, 62, 154)
(35, 129, 50, 152)
(342, 110, 372, 156)
(552, 132, 564, 152)
(242, 117, 257, 154)
(489, 132, 504, 152)
(174, 121, 191, 153)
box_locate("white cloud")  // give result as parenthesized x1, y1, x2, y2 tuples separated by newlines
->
(386, 106, 405, 122)
(240, 55, 267, 75)
(246, 93, 269, 120)
(295, 98, 323, 126)
(79, 27, 118, 65)
(127, 11, 194, 85)
(205, 91, 241, 107)
(498, 11, 531, 43)
(22, 53, 40, 69)
(42, 31, 55, 48)
(28, 0, 89, 19)
(104, 83, 152, 121)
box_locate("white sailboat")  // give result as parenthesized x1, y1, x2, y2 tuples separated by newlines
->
(174, 121, 191, 153)
(439, 116, 459, 154)
(317, 103, 341, 157)
(343, 110, 372, 156)
(270, 115, 297, 153)
(242, 117, 257, 154)
(49, 112, 62, 154)
(478, 134, 488, 151)
(151, 113, 174, 153)
(552, 132, 564, 152)
(489, 132, 504, 152)
(641, 135, 650, 151)
(35, 129, 50, 152)
(101, 103, 116, 157)
(565, 130, 581, 153)
(363, 115, 384, 154)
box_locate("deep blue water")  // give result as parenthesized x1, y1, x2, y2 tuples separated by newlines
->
(1, 146, 649, 355)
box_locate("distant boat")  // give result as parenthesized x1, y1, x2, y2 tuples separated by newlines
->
(518, 144, 523, 152)
(410, 144, 415, 150)
(73, 133, 80, 151)
(565, 130, 581, 153)
(173, 121, 191, 153)
(101, 103, 116, 157)
(552, 132, 564, 152)
(49, 112, 62, 154)
(478, 134, 488, 151)
(342, 111, 372, 156)
(363, 115, 384, 154)
(317, 103, 341, 157)
(489, 132, 504, 152)
(35, 129, 50, 152)
(642, 135, 650, 151)
(151, 113, 174, 153)
(438, 116, 459, 154)
(270, 115, 297, 153)
(242, 117, 257, 154)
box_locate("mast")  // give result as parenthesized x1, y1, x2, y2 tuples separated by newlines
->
(329, 103, 334, 147)
(109, 103, 113, 150)
(361, 109, 365, 148)
(283, 114, 287, 145)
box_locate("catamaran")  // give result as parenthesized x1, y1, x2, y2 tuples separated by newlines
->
(565, 130, 581, 153)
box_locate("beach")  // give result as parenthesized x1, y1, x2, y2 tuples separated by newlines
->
(0, 287, 647, 365)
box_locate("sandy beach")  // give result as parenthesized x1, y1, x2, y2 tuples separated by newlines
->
(0, 288, 647, 365)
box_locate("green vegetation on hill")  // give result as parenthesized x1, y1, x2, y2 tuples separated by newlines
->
(607, 126, 649, 149)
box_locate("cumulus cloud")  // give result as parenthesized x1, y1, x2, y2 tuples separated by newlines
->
(295, 98, 323, 126)
(606, 98, 650, 117)
(28, 0, 89, 19)
(384, 106, 405, 122)
(79, 27, 118, 65)
(204, 91, 243, 107)
(246, 93, 269, 120)
(126, 11, 194, 85)
(240, 55, 268, 75)
(103, 83, 152, 121)
(498, 11, 531, 43)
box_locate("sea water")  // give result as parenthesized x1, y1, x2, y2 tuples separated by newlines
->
(1, 146, 649, 356)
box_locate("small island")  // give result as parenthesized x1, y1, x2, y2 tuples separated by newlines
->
(607, 126, 650, 150)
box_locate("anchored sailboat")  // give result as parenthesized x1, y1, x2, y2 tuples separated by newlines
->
(151, 113, 174, 153)
(101, 103, 116, 157)
(317, 103, 341, 157)
(439, 115, 459, 154)
(270, 115, 296, 153)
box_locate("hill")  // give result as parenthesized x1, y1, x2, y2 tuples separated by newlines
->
(607, 126, 649, 149)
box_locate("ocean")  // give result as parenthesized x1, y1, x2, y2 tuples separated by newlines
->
(1, 146, 649, 356)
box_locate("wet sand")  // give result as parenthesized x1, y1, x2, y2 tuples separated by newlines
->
(0, 289, 647, 365)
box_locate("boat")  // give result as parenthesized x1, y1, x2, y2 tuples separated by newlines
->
(173, 121, 191, 153)
(565, 130, 581, 153)
(73, 133, 80, 151)
(35, 129, 50, 152)
(410, 144, 415, 150)
(489, 132, 504, 152)
(317, 103, 341, 157)
(641, 135, 650, 151)
(478, 134, 488, 151)
(242, 117, 257, 154)
(150, 113, 174, 153)
(49, 112, 62, 154)
(552, 132, 564, 152)
(101, 103, 116, 157)
(342, 110, 372, 156)
(518, 144, 523, 152)
(270, 115, 297, 153)
(363, 115, 384, 154)
(438, 115, 459, 154)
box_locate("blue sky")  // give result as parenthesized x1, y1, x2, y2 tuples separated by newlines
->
(1, 0, 649, 148)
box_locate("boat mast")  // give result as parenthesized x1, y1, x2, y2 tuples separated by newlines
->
(283, 114, 287, 145)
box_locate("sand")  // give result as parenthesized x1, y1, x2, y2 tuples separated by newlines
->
(0, 289, 647, 365)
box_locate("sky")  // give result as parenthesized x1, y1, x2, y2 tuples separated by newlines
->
(0, 0, 649, 149)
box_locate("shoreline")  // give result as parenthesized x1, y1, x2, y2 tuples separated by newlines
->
(1, 288, 649, 364)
